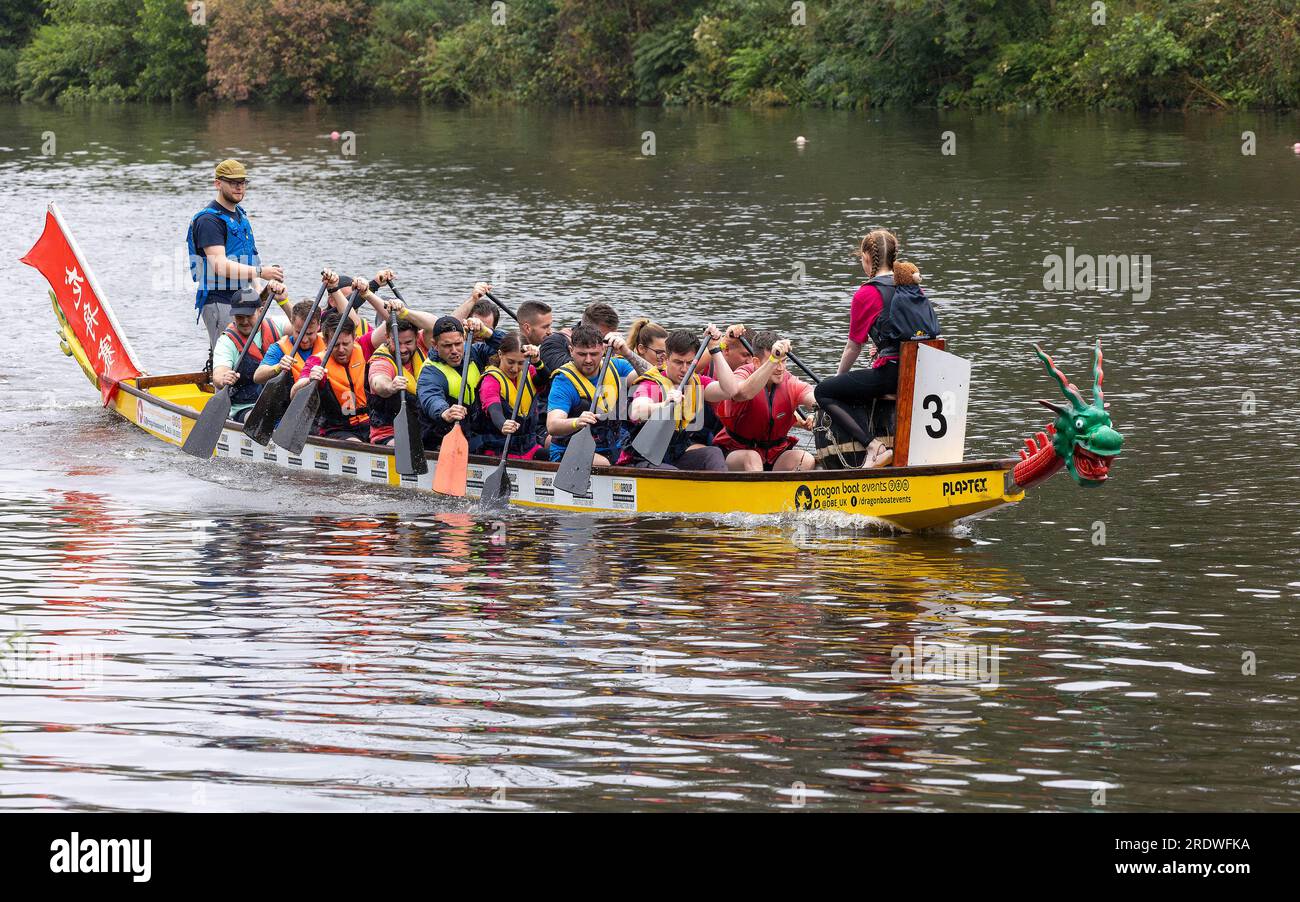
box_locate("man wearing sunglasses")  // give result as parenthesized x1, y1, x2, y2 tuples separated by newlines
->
(186, 159, 284, 347)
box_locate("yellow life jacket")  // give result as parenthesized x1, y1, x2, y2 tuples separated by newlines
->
(482, 365, 536, 416)
(630, 368, 702, 432)
(430, 358, 482, 406)
(371, 341, 428, 396)
(555, 361, 621, 416)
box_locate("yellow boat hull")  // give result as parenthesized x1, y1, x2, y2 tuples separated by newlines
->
(106, 371, 1024, 531)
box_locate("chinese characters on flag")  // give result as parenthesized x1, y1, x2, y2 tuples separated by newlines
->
(21, 204, 142, 405)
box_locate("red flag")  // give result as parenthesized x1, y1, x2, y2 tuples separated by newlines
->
(21, 203, 143, 405)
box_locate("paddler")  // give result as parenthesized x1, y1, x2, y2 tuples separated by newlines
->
(287, 311, 372, 442)
(475, 331, 544, 459)
(187, 159, 285, 347)
(255, 298, 325, 388)
(695, 323, 752, 443)
(621, 326, 740, 471)
(715, 331, 817, 471)
(367, 301, 442, 446)
(545, 325, 638, 468)
(415, 315, 504, 451)
(210, 282, 287, 422)
(539, 302, 653, 383)
(322, 269, 404, 346)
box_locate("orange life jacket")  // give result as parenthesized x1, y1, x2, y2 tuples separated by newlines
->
(274, 333, 326, 379)
(316, 342, 370, 430)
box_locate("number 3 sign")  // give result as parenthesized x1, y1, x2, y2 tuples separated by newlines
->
(906, 343, 970, 465)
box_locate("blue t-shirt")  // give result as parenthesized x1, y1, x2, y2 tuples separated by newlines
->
(261, 341, 313, 370)
(191, 201, 246, 306)
(547, 358, 633, 461)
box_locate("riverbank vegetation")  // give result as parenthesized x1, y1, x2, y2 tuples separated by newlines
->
(2, 0, 1296, 109)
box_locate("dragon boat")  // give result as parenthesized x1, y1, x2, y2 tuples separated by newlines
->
(23, 203, 1124, 530)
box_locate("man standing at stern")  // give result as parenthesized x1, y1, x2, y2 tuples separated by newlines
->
(186, 159, 284, 347)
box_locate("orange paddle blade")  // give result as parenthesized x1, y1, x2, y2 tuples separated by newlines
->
(432, 425, 470, 497)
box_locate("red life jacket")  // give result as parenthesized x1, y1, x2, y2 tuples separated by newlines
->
(223, 319, 282, 405)
(719, 373, 799, 449)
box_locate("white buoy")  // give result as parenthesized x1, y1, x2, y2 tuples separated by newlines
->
(795, 136, 808, 146)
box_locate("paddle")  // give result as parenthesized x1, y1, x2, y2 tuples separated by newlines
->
(383, 282, 428, 477)
(482, 290, 518, 323)
(552, 345, 616, 497)
(480, 354, 535, 505)
(431, 326, 476, 497)
(182, 283, 275, 459)
(244, 281, 330, 445)
(271, 288, 367, 455)
(737, 335, 821, 385)
(630, 330, 711, 466)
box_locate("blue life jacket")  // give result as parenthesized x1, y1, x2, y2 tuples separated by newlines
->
(187, 203, 260, 315)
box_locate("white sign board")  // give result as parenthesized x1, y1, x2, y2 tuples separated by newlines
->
(907, 344, 971, 465)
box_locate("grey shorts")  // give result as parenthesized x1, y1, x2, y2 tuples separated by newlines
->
(201, 301, 232, 347)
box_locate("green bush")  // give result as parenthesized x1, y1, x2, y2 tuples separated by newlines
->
(2, 0, 1297, 109)
(16, 0, 144, 103)
(135, 0, 207, 101)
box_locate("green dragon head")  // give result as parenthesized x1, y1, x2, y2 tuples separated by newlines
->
(1033, 341, 1124, 487)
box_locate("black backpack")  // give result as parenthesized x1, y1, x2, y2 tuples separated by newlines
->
(865, 274, 940, 357)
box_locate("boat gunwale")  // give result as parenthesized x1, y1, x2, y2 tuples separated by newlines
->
(126, 373, 1019, 483)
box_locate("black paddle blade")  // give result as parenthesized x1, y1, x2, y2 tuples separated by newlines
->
(553, 427, 597, 496)
(631, 415, 675, 466)
(272, 385, 319, 455)
(479, 460, 511, 506)
(393, 397, 426, 476)
(243, 372, 291, 445)
(181, 388, 231, 459)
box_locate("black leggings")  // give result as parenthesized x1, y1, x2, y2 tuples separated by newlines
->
(813, 361, 898, 446)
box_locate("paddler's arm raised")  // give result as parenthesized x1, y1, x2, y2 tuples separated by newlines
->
(700, 324, 738, 402)
(449, 281, 492, 322)
(604, 332, 651, 376)
(321, 270, 364, 331)
(731, 338, 790, 402)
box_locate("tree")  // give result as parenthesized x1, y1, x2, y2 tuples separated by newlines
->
(206, 0, 366, 102)
(136, 0, 208, 101)
(16, 0, 144, 102)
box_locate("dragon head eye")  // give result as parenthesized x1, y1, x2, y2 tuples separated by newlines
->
(1075, 418, 1085, 431)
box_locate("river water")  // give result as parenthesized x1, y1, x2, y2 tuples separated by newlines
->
(1, 103, 1297, 812)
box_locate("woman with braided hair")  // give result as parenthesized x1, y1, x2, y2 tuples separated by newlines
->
(814, 229, 940, 466)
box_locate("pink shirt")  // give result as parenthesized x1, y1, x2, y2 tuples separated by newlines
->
(629, 374, 715, 422)
(849, 284, 895, 368)
(479, 365, 536, 412)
